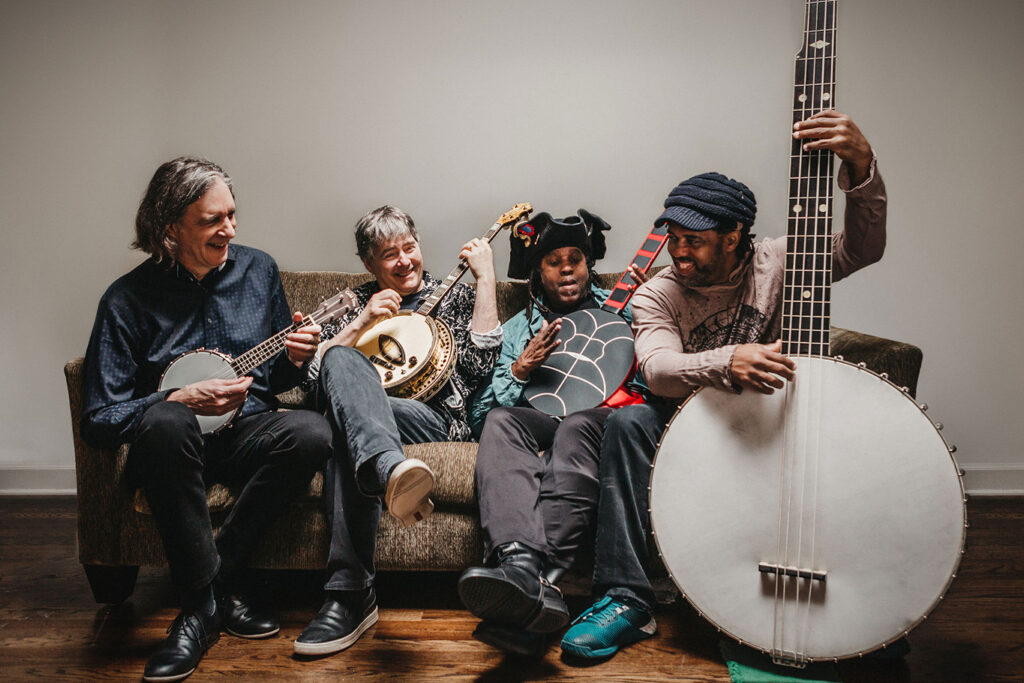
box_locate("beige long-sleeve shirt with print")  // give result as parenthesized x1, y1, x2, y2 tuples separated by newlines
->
(632, 158, 887, 400)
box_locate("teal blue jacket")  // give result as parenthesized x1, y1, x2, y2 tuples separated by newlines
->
(468, 286, 645, 436)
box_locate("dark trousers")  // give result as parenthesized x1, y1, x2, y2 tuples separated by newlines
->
(475, 405, 612, 570)
(128, 400, 331, 591)
(592, 401, 673, 611)
(318, 345, 450, 591)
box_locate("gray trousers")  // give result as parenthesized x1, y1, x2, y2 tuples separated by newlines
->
(474, 405, 612, 571)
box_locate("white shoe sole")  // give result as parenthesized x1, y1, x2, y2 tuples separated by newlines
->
(384, 459, 435, 527)
(292, 607, 379, 656)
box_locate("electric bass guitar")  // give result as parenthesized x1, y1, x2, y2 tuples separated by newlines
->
(524, 225, 670, 417)
(158, 288, 358, 434)
(355, 204, 533, 401)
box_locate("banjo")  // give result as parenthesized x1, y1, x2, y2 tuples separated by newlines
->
(158, 288, 358, 434)
(355, 204, 533, 401)
(649, 0, 965, 667)
(524, 224, 670, 417)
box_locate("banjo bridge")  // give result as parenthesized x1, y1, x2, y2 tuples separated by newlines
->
(758, 562, 827, 583)
(771, 650, 809, 669)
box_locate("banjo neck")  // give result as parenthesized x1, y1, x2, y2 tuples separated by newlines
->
(230, 289, 357, 376)
(599, 223, 670, 315)
(415, 203, 533, 317)
(782, 0, 837, 359)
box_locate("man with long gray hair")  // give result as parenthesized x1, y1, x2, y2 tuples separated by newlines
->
(293, 205, 502, 656)
(81, 156, 332, 681)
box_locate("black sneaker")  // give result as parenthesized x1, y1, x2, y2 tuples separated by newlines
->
(293, 588, 378, 656)
(143, 609, 221, 682)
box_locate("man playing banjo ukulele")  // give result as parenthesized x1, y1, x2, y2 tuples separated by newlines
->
(293, 205, 502, 657)
(82, 157, 333, 682)
(558, 111, 887, 660)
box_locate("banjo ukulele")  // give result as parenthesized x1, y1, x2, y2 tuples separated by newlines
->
(158, 288, 358, 434)
(648, 0, 965, 667)
(355, 204, 533, 401)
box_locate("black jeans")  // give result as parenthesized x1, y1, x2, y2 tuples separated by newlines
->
(593, 400, 673, 611)
(128, 400, 331, 590)
(317, 345, 450, 591)
(475, 405, 611, 570)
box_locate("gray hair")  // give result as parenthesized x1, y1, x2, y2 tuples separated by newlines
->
(133, 156, 233, 263)
(355, 205, 418, 261)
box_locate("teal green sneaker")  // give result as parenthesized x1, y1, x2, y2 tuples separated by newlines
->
(560, 596, 656, 659)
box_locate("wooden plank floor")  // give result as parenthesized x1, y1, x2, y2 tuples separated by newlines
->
(1, 496, 1022, 681)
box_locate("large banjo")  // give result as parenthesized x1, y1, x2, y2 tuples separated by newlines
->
(355, 204, 533, 401)
(158, 288, 358, 434)
(649, 0, 965, 667)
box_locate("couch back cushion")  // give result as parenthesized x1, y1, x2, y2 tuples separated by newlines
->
(281, 271, 625, 325)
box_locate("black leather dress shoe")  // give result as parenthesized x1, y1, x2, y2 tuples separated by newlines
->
(293, 588, 378, 656)
(143, 609, 221, 682)
(458, 542, 569, 633)
(217, 592, 279, 639)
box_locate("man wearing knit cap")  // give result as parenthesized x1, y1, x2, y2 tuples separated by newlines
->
(559, 110, 886, 660)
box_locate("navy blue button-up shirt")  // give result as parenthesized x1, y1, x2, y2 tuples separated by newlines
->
(81, 244, 303, 449)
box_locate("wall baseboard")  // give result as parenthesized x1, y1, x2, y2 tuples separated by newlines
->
(1, 465, 1022, 497)
(961, 464, 1024, 497)
(0, 467, 76, 495)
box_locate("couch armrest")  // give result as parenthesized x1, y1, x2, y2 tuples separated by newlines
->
(64, 358, 131, 565)
(830, 327, 923, 398)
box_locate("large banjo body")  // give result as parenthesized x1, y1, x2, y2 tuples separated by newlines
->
(649, 0, 965, 666)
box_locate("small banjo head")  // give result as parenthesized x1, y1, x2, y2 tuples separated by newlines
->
(157, 348, 239, 435)
(525, 309, 635, 417)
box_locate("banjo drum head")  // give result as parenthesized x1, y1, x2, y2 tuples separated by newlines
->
(525, 308, 634, 417)
(649, 357, 965, 661)
(158, 349, 238, 434)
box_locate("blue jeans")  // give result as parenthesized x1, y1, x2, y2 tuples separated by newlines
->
(317, 345, 450, 591)
(592, 400, 673, 611)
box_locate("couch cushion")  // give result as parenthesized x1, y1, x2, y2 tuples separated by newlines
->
(133, 442, 478, 515)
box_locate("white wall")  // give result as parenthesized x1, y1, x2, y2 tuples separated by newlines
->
(2, 0, 1021, 492)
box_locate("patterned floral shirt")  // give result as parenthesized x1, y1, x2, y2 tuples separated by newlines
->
(305, 272, 502, 441)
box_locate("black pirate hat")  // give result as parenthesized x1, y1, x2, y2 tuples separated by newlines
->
(508, 209, 610, 280)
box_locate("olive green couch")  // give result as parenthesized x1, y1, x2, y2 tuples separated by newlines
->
(63, 271, 923, 603)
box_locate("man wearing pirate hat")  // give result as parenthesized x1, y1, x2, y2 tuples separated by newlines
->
(558, 110, 887, 660)
(457, 209, 648, 656)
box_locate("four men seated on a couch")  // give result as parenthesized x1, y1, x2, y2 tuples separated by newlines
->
(81, 109, 884, 681)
